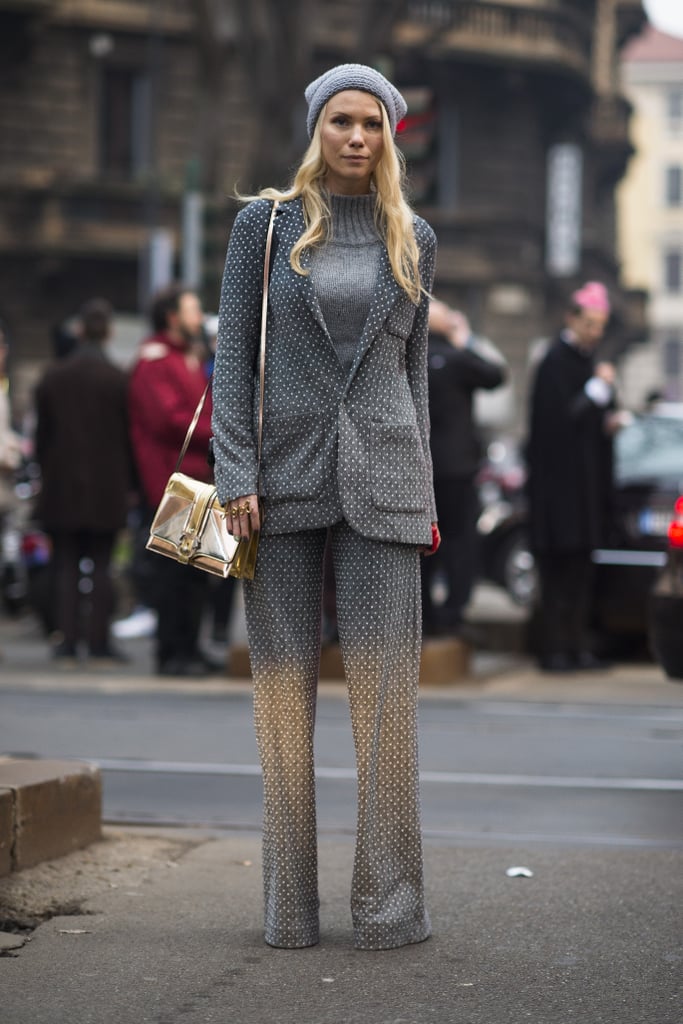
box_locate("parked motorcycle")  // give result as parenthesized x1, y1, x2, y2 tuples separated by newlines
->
(476, 438, 537, 607)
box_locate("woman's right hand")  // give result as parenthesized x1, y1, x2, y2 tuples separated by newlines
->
(225, 494, 260, 539)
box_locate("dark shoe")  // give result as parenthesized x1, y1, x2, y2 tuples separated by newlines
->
(52, 640, 77, 658)
(157, 657, 190, 677)
(575, 651, 612, 672)
(89, 645, 130, 665)
(196, 651, 226, 674)
(157, 653, 224, 678)
(52, 641, 79, 669)
(182, 657, 213, 678)
(211, 625, 229, 644)
(539, 653, 575, 673)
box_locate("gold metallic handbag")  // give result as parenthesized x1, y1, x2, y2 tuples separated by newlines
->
(146, 201, 278, 580)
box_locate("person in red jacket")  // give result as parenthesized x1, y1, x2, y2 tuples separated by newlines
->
(128, 284, 217, 677)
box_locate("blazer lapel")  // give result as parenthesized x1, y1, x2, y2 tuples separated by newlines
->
(345, 246, 402, 387)
(277, 199, 402, 378)
(278, 200, 338, 355)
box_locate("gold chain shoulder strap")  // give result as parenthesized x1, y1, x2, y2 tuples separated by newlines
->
(174, 199, 279, 479)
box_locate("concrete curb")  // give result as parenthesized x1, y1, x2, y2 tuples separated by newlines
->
(0, 758, 102, 878)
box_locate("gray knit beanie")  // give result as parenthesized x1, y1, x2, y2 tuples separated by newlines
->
(305, 63, 408, 139)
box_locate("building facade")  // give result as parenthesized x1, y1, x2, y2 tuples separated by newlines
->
(618, 24, 683, 406)
(0, 0, 646, 427)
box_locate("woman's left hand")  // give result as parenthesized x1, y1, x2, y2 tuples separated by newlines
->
(225, 493, 260, 539)
(420, 522, 441, 556)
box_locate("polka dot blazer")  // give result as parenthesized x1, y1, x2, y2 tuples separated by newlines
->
(212, 197, 437, 546)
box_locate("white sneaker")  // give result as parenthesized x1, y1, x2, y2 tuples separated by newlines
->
(111, 606, 158, 639)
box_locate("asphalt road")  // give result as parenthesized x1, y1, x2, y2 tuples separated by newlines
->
(2, 678, 682, 848)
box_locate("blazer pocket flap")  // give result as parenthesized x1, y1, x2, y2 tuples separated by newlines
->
(370, 421, 428, 513)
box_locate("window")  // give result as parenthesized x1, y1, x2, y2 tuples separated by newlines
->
(667, 88, 683, 136)
(666, 165, 683, 206)
(546, 143, 583, 277)
(663, 334, 682, 401)
(663, 334, 682, 376)
(664, 248, 683, 292)
(615, 413, 683, 483)
(99, 67, 151, 178)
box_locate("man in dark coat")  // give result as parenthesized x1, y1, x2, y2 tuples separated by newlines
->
(422, 300, 507, 634)
(35, 298, 132, 664)
(526, 282, 616, 672)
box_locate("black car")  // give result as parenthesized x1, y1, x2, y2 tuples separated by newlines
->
(477, 411, 683, 639)
(593, 411, 683, 637)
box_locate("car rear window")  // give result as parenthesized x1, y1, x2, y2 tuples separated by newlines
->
(615, 416, 683, 485)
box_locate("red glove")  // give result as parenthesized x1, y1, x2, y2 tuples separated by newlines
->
(427, 522, 441, 555)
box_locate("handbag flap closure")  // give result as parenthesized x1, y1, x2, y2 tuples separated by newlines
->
(165, 473, 221, 562)
(166, 472, 218, 506)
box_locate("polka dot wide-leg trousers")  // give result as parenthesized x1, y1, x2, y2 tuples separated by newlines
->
(243, 520, 431, 951)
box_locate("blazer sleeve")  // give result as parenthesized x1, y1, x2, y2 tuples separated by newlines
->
(212, 199, 273, 505)
(406, 217, 438, 522)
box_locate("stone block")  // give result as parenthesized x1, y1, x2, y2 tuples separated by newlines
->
(228, 644, 251, 678)
(0, 787, 13, 878)
(228, 640, 471, 685)
(419, 638, 471, 685)
(0, 759, 101, 873)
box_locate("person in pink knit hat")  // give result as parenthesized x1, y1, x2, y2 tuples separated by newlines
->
(526, 282, 617, 672)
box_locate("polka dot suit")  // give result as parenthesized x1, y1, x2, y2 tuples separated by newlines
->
(212, 196, 437, 950)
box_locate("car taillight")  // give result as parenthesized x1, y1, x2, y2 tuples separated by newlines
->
(668, 497, 683, 548)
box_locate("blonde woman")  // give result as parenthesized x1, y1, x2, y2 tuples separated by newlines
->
(212, 64, 439, 951)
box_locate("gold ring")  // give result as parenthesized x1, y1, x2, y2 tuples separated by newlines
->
(230, 507, 240, 517)
(242, 502, 251, 515)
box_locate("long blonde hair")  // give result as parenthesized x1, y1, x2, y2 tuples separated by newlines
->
(246, 102, 423, 305)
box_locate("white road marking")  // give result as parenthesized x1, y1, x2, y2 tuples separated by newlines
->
(91, 757, 683, 791)
(100, 813, 683, 849)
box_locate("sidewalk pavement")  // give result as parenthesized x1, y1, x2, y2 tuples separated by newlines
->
(1, 827, 681, 1024)
(2, 601, 683, 705)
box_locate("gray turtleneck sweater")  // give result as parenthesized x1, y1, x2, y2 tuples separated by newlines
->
(309, 193, 383, 375)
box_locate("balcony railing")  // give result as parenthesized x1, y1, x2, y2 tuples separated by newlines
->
(0, 1, 54, 12)
(396, 1, 593, 80)
(0, 179, 182, 258)
(51, 0, 193, 34)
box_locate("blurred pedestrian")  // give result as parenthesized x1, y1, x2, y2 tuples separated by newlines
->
(422, 299, 507, 635)
(35, 299, 132, 665)
(212, 64, 438, 949)
(51, 319, 79, 361)
(0, 323, 25, 645)
(128, 284, 217, 677)
(200, 312, 237, 647)
(0, 323, 22, 520)
(0, 325, 21, 655)
(526, 281, 617, 672)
